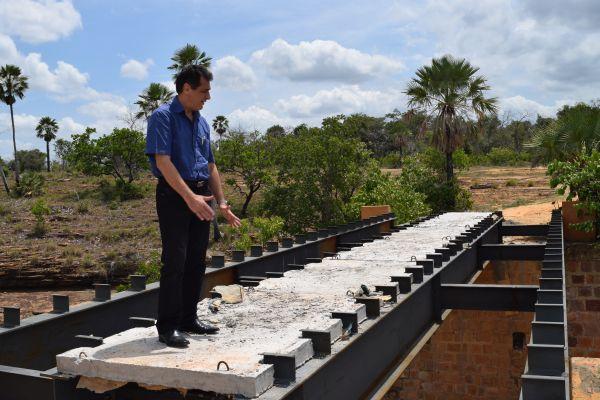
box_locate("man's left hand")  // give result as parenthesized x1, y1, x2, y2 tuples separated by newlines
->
(219, 204, 242, 227)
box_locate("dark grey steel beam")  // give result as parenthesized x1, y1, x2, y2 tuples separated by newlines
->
(439, 284, 538, 311)
(500, 224, 548, 236)
(478, 244, 545, 262)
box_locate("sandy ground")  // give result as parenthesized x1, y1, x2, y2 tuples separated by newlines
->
(502, 202, 557, 225)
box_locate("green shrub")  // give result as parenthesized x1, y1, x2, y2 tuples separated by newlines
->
(487, 147, 522, 166)
(14, 171, 45, 197)
(30, 198, 51, 219)
(253, 216, 284, 245)
(0, 202, 10, 216)
(232, 220, 253, 251)
(347, 169, 430, 223)
(505, 179, 518, 187)
(379, 153, 403, 168)
(76, 200, 91, 214)
(548, 149, 600, 234)
(30, 198, 51, 237)
(99, 179, 144, 202)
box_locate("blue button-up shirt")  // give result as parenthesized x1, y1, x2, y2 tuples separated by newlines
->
(145, 96, 214, 181)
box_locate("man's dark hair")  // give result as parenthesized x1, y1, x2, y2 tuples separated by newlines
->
(175, 65, 213, 94)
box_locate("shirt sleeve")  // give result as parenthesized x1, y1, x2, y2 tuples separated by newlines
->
(145, 110, 172, 156)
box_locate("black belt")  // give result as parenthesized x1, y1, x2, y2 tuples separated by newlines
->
(158, 177, 208, 189)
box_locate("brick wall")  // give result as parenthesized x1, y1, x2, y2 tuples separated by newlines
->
(566, 243, 600, 357)
(385, 260, 540, 400)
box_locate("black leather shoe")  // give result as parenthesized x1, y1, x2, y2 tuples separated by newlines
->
(180, 319, 219, 335)
(158, 330, 189, 348)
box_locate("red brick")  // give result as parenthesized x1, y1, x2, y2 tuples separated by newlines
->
(570, 322, 583, 336)
(586, 300, 600, 311)
(578, 286, 593, 297)
(571, 274, 585, 284)
(594, 287, 600, 297)
(582, 264, 593, 272)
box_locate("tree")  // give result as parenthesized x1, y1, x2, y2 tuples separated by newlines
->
(265, 124, 286, 139)
(405, 55, 497, 186)
(35, 116, 59, 172)
(168, 43, 212, 76)
(263, 122, 375, 232)
(8, 149, 45, 172)
(54, 138, 72, 169)
(135, 83, 174, 120)
(216, 130, 273, 217)
(68, 127, 147, 184)
(212, 115, 229, 146)
(527, 102, 600, 164)
(0, 64, 29, 185)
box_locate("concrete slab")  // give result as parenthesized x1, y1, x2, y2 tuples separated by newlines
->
(56, 212, 489, 398)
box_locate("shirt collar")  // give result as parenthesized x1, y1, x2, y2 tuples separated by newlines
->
(170, 96, 200, 119)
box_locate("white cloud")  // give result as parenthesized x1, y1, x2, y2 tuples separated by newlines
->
(251, 39, 404, 83)
(275, 85, 405, 119)
(212, 56, 257, 91)
(499, 96, 573, 119)
(388, 0, 600, 99)
(0, 33, 115, 102)
(0, 0, 82, 44)
(120, 58, 154, 80)
(227, 106, 289, 132)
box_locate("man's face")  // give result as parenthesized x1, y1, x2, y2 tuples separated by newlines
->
(183, 78, 211, 111)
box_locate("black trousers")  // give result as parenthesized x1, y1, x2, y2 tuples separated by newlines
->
(155, 179, 211, 334)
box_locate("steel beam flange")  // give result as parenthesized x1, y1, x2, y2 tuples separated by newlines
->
(261, 353, 296, 384)
(301, 330, 332, 356)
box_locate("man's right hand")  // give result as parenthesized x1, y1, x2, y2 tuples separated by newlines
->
(185, 194, 215, 221)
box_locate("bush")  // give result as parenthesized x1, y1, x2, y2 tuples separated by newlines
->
(76, 200, 91, 214)
(487, 147, 521, 166)
(99, 179, 144, 202)
(400, 154, 472, 212)
(232, 220, 253, 251)
(347, 169, 430, 223)
(548, 149, 600, 234)
(8, 149, 45, 172)
(379, 153, 403, 168)
(13, 171, 45, 197)
(30, 198, 51, 237)
(253, 216, 284, 245)
(505, 179, 518, 187)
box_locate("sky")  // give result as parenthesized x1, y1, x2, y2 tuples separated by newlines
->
(1, 0, 599, 160)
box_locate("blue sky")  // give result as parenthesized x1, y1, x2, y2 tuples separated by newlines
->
(1, 0, 599, 160)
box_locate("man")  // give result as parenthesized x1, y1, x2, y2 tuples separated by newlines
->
(146, 65, 241, 348)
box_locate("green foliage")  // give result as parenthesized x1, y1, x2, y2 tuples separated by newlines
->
(548, 149, 600, 234)
(263, 120, 375, 233)
(421, 147, 470, 173)
(137, 250, 162, 283)
(347, 170, 430, 223)
(30, 198, 50, 237)
(487, 147, 523, 165)
(405, 55, 497, 182)
(76, 200, 91, 214)
(505, 178, 518, 187)
(9, 149, 46, 172)
(98, 179, 144, 202)
(400, 154, 472, 212)
(527, 101, 600, 164)
(54, 138, 72, 169)
(379, 153, 403, 168)
(232, 220, 253, 251)
(68, 127, 147, 184)
(135, 83, 174, 120)
(253, 216, 285, 245)
(215, 131, 273, 217)
(14, 171, 45, 197)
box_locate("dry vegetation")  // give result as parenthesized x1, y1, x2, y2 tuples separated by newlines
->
(0, 166, 561, 321)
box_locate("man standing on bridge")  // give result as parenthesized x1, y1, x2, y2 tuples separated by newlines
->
(146, 65, 241, 348)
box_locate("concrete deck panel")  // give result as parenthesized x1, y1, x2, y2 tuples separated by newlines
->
(56, 212, 489, 398)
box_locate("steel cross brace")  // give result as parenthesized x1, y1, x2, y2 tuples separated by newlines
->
(439, 284, 539, 312)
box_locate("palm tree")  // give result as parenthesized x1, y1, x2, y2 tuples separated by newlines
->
(0, 64, 29, 185)
(212, 115, 229, 146)
(35, 116, 59, 172)
(135, 83, 174, 120)
(526, 102, 600, 164)
(168, 44, 212, 77)
(405, 55, 497, 183)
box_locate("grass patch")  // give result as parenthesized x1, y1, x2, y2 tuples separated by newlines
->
(505, 179, 519, 187)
